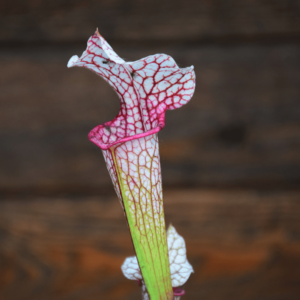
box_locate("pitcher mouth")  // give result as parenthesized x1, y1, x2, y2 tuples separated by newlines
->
(88, 123, 162, 150)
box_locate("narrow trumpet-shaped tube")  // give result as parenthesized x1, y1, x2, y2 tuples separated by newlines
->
(111, 134, 171, 299)
(68, 30, 195, 300)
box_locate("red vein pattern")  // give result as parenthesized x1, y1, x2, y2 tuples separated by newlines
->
(113, 134, 164, 240)
(102, 149, 123, 207)
(109, 134, 172, 298)
(116, 134, 164, 300)
(67, 30, 195, 150)
(68, 30, 195, 300)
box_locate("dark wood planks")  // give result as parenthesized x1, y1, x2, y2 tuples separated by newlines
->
(1, 0, 300, 42)
(0, 189, 300, 300)
(0, 42, 299, 190)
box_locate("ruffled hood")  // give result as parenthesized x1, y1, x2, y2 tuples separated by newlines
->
(68, 30, 195, 149)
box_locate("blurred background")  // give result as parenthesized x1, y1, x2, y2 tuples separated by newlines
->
(0, 1, 300, 299)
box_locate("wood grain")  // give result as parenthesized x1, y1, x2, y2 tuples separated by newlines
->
(1, 43, 299, 190)
(0, 189, 299, 299)
(1, 0, 300, 42)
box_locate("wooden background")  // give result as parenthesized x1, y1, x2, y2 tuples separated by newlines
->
(0, 1, 300, 299)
